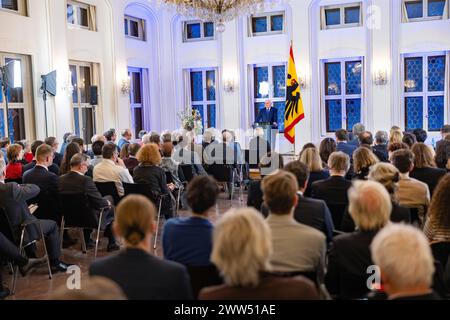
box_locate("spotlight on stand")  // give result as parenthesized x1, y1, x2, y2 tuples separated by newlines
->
(41, 70, 57, 137)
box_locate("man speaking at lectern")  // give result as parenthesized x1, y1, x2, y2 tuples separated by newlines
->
(255, 99, 278, 150)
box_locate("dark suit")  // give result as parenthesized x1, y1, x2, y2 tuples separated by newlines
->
(336, 142, 357, 159)
(311, 176, 352, 228)
(373, 144, 389, 162)
(23, 160, 59, 176)
(325, 230, 377, 299)
(294, 194, 334, 243)
(22, 165, 59, 221)
(255, 107, 278, 125)
(247, 180, 263, 211)
(410, 167, 447, 196)
(304, 170, 330, 197)
(53, 152, 63, 168)
(90, 248, 193, 300)
(0, 231, 28, 289)
(0, 182, 60, 263)
(341, 202, 411, 232)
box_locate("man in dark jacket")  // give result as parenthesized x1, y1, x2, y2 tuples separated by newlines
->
(23, 140, 59, 175)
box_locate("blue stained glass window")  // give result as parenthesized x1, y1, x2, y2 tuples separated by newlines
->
(428, 96, 444, 131)
(274, 101, 285, 133)
(346, 61, 362, 95)
(325, 8, 341, 26)
(254, 102, 265, 122)
(271, 15, 284, 31)
(346, 99, 362, 130)
(186, 23, 201, 39)
(252, 17, 267, 33)
(74, 108, 80, 137)
(204, 22, 214, 37)
(428, 56, 445, 92)
(325, 62, 341, 95)
(405, 97, 424, 130)
(254, 67, 269, 99)
(206, 71, 215, 101)
(405, 0, 424, 19)
(428, 0, 445, 16)
(0, 80, 3, 103)
(192, 105, 205, 130)
(207, 104, 216, 128)
(345, 6, 360, 24)
(405, 57, 423, 93)
(273, 65, 286, 98)
(326, 100, 342, 132)
(190, 71, 203, 102)
(67, 4, 75, 24)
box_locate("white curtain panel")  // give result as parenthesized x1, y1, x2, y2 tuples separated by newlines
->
(88, 5, 97, 32)
(142, 68, 152, 131)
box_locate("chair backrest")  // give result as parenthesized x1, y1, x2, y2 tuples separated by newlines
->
(270, 271, 318, 286)
(179, 164, 194, 182)
(123, 182, 159, 204)
(186, 265, 223, 299)
(59, 193, 99, 228)
(431, 242, 450, 270)
(95, 181, 120, 205)
(29, 190, 60, 221)
(209, 164, 234, 183)
(0, 207, 17, 243)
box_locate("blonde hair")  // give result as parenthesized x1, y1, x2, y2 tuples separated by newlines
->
(371, 224, 435, 291)
(211, 208, 272, 287)
(327, 151, 350, 172)
(261, 171, 298, 215)
(136, 143, 161, 165)
(52, 276, 126, 300)
(368, 162, 400, 196)
(348, 180, 391, 231)
(300, 147, 323, 172)
(411, 143, 436, 168)
(389, 130, 403, 145)
(353, 147, 379, 173)
(115, 195, 156, 246)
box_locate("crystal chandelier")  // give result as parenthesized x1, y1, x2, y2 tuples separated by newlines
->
(162, 0, 283, 32)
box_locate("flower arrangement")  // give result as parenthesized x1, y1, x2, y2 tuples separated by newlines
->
(178, 106, 203, 135)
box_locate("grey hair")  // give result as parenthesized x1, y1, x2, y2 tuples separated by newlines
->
(375, 130, 388, 144)
(352, 123, 366, 136)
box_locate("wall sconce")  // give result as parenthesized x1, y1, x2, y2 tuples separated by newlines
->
(299, 75, 307, 90)
(223, 78, 236, 93)
(121, 77, 131, 95)
(374, 69, 388, 85)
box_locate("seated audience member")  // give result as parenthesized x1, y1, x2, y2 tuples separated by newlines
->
(45, 137, 63, 167)
(60, 132, 72, 155)
(163, 176, 219, 266)
(118, 129, 132, 151)
(123, 143, 140, 176)
(389, 127, 403, 145)
(133, 143, 174, 218)
(373, 131, 389, 162)
(199, 208, 318, 300)
(175, 132, 207, 176)
(104, 129, 117, 144)
(0, 161, 69, 273)
(262, 171, 326, 276)
(341, 163, 411, 232)
(410, 143, 446, 196)
(325, 181, 391, 299)
(58, 153, 119, 251)
(390, 149, 430, 212)
(70, 137, 85, 150)
(282, 161, 334, 243)
(436, 124, 450, 149)
(119, 144, 129, 160)
(5, 144, 24, 181)
(352, 147, 379, 180)
(248, 127, 271, 167)
(93, 143, 134, 197)
(87, 134, 107, 159)
(247, 152, 283, 211)
(300, 147, 329, 197)
(202, 129, 216, 150)
(358, 131, 374, 148)
(89, 140, 105, 167)
(413, 128, 428, 143)
(435, 139, 450, 171)
(21, 140, 33, 164)
(22, 144, 59, 222)
(149, 132, 162, 146)
(402, 132, 417, 149)
(319, 137, 336, 167)
(23, 140, 59, 175)
(89, 195, 192, 300)
(0, 138, 11, 164)
(388, 142, 409, 158)
(311, 152, 352, 228)
(423, 175, 450, 242)
(52, 276, 125, 300)
(59, 142, 82, 176)
(371, 224, 439, 300)
(349, 123, 365, 147)
(137, 130, 147, 144)
(160, 142, 184, 188)
(335, 129, 357, 158)
(161, 131, 173, 144)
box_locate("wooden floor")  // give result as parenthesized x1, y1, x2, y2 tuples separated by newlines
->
(3, 191, 247, 300)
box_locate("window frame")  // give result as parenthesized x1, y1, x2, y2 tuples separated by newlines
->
(128, 67, 144, 137)
(0, 0, 26, 16)
(320, 57, 365, 134)
(321, 2, 363, 30)
(67, 0, 93, 31)
(402, 0, 449, 23)
(402, 51, 447, 132)
(249, 11, 285, 37)
(124, 15, 146, 41)
(183, 20, 215, 42)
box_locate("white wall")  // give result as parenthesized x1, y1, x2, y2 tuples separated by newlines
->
(0, 0, 449, 151)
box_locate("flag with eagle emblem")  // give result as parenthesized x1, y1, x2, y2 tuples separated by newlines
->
(284, 44, 304, 144)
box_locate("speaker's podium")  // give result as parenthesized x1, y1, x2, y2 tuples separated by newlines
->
(253, 122, 277, 151)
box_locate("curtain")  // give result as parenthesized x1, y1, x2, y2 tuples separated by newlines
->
(91, 63, 101, 134)
(142, 68, 152, 131)
(320, 6, 327, 29)
(88, 5, 97, 32)
(141, 19, 146, 41)
(183, 69, 191, 110)
(402, 1, 410, 23)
